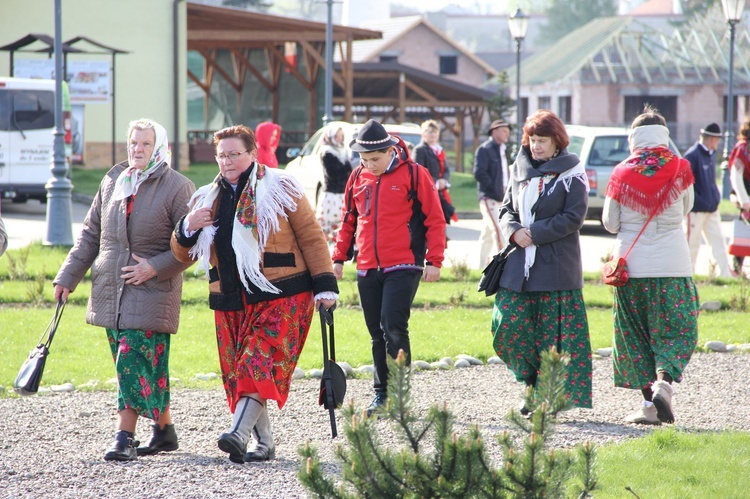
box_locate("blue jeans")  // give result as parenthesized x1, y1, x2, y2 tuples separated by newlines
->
(357, 269, 422, 395)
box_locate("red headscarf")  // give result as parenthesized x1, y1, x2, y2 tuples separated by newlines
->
(606, 146, 694, 216)
(255, 122, 281, 168)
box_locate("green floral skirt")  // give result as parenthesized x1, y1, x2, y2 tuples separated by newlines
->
(492, 288, 592, 408)
(106, 328, 171, 420)
(612, 277, 699, 389)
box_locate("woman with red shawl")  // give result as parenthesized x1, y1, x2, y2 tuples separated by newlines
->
(602, 105, 698, 426)
(255, 121, 281, 168)
(728, 118, 750, 273)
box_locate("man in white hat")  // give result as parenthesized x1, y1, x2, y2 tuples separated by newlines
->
(684, 123, 735, 278)
(474, 120, 512, 269)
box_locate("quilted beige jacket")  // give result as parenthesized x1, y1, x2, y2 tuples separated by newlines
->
(54, 162, 195, 333)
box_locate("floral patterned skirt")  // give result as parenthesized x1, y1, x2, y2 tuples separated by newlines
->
(215, 290, 314, 412)
(491, 288, 592, 408)
(612, 277, 699, 389)
(106, 328, 171, 421)
(315, 191, 344, 244)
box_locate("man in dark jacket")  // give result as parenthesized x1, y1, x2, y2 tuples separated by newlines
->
(474, 119, 512, 268)
(685, 123, 734, 278)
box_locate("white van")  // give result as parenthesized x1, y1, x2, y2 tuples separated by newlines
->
(0, 77, 71, 203)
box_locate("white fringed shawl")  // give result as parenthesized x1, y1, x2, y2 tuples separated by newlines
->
(187, 164, 305, 294)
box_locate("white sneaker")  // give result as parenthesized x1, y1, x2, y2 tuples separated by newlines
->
(652, 380, 675, 423)
(624, 401, 661, 425)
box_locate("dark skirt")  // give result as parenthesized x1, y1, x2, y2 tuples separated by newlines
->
(492, 287, 592, 408)
(612, 277, 699, 389)
(106, 328, 172, 420)
(214, 290, 314, 412)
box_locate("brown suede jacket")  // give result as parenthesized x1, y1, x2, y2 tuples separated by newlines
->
(171, 167, 338, 310)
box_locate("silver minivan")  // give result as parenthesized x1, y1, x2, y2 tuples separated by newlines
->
(566, 125, 680, 221)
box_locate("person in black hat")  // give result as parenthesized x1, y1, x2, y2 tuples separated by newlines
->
(474, 119, 512, 268)
(684, 122, 734, 278)
(331, 119, 446, 417)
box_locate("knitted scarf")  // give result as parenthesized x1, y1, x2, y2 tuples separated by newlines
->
(187, 163, 305, 294)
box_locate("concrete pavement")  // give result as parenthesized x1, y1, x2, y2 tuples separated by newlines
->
(0, 198, 735, 277)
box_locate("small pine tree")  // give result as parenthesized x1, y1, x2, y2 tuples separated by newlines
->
(298, 347, 597, 498)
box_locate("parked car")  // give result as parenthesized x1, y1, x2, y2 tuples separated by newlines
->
(566, 125, 681, 221)
(284, 121, 422, 208)
(0, 77, 73, 203)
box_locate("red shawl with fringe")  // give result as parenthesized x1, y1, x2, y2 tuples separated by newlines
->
(605, 146, 694, 216)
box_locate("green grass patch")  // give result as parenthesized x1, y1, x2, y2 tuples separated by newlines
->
(595, 428, 750, 497)
(2, 244, 750, 390)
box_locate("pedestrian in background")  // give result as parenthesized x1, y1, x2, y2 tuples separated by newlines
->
(491, 109, 592, 414)
(255, 121, 281, 168)
(414, 119, 457, 229)
(0, 209, 7, 257)
(474, 120, 512, 268)
(332, 119, 446, 417)
(684, 123, 734, 278)
(171, 124, 337, 464)
(316, 125, 352, 244)
(728, 118, 750, 274)
(603, 105, 698, 425)
(54, 118, 195, 461)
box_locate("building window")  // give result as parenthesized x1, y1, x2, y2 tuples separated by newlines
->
(380, 55, 398, 63)
(538, 96, 551, 110)
(520, 97, 529, 127)
(723, 95, 739, 127)
(439, 55, 457, 75)
(624, 96, 677, 124)
(558, 96, 571, 123)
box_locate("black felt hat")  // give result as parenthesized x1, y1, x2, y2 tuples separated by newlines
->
(701, 123, 722, 137)
(349, 119, 399, 152)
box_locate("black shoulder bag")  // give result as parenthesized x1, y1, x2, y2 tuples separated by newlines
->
(14, 300, 66, 396)
(477, 244, 515, 297)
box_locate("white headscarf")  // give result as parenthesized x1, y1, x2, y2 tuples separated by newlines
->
(321, 126, 350, 164)
(113, 120, 171, 201)
(629, 124, 670, 151)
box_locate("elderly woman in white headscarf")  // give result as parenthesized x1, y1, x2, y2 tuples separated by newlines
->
(316, 125, 352, 244)
(54, 118, 195, 462)
(171, 124, 337, 465)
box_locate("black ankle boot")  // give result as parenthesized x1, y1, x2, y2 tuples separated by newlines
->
(104, 430, 137, 462)
(137, 424, 179, 456)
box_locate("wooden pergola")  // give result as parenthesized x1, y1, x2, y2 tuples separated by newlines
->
(335, 62, 496, 171)
(186, 2, 381, 135)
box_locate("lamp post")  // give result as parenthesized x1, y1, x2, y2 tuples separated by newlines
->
(721, 0, 745, 199)
(508, 8, 529, 149)
(45, 0, 74, 246)
(323, 0, 334, 125)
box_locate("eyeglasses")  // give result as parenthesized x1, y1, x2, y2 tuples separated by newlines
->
(215, 151, 247, 162)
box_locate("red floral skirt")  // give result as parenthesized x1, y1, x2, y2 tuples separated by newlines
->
(214, 290, 314, 412)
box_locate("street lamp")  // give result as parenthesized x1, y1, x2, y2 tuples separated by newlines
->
(720, 0, 745, 198)
(45, 0, 74, 246)
(508, 8, 529, 149)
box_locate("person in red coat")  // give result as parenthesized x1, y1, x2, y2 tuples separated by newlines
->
(332, 119, 446, 417)
(255, 121, 281, 168)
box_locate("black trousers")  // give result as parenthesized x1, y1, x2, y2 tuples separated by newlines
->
(357, 269, 422, 395)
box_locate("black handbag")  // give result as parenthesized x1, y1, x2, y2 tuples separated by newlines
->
(477, 244, 515, 297)
(317, 304, 346, 438)
(13, 300, 66, 396)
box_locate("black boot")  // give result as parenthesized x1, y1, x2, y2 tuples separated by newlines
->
(103, 430, 137, 462)
(136, 424, 179, 456)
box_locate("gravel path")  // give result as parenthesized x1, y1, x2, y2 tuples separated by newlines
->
(1, 353, 748, 498)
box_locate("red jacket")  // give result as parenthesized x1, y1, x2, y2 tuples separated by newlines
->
(255, 122, 281, 168)
(332, 148, 446, 269)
